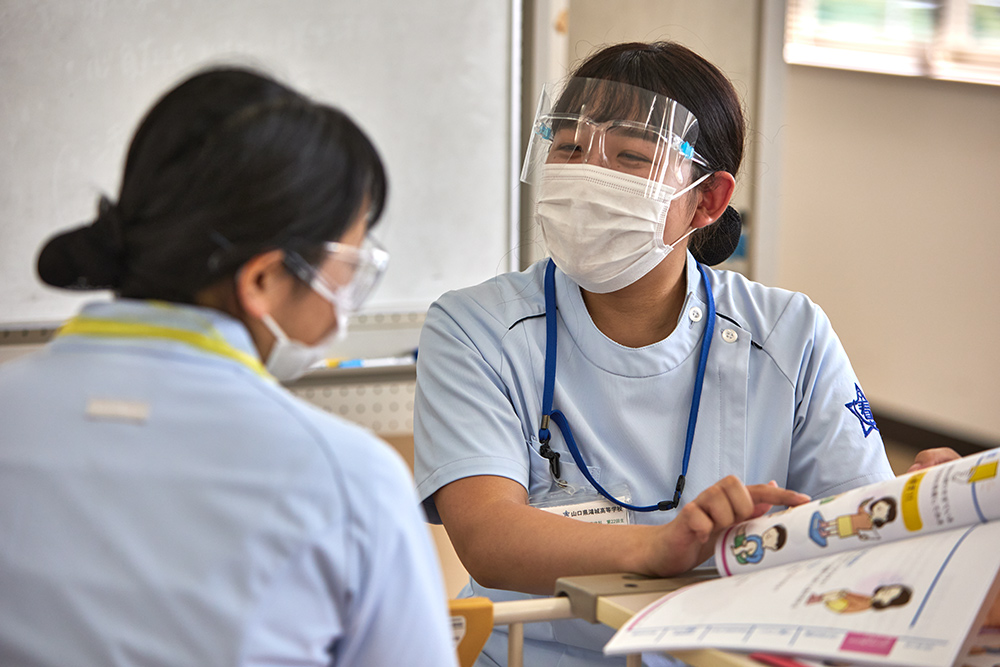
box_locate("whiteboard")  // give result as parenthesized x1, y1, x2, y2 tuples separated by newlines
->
(0, 0, 519, 326)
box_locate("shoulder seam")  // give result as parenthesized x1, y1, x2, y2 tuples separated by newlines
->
(751, 293, 803, 389)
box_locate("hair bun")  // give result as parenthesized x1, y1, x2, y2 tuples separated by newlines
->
(37, 197, 127, 290)
(690, 206, 742, 266)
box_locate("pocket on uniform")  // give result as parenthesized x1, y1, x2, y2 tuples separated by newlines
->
(524, 433, 600, 498)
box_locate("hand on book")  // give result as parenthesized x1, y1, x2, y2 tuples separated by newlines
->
(652, 477, 810, 577)
(906, 447, 961, 473)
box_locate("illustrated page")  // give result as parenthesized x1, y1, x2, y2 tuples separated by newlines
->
(715, 447, 999, 577)
(606, 522, 1000, 667)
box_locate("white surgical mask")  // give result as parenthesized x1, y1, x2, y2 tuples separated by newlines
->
(261, 307, 347, 382)
(536, 164, 710, 293)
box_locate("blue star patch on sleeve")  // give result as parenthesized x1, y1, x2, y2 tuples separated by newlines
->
(845, 383, 879, 437)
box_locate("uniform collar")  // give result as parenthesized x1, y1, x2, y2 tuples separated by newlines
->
(553, 252, 709, 378)
(56, 299, 268, 377)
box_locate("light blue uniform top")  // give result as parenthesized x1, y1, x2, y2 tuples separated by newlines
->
(414, 255, 894, 666)
(0, 300, 456, 667)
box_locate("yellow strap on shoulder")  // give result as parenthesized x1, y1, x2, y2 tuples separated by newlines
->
(58, 317, 271, 379)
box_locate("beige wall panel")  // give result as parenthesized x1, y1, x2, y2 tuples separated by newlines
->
(778, 65, 1000, 442)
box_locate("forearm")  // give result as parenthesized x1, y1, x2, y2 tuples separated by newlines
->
(445, 499, 673, 595)
(435, 474, 808, 596)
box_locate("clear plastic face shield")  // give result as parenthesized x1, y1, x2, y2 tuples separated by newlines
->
(521, 77, 709, 197)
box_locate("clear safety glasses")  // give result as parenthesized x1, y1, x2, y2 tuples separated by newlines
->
(284, 236, 390, 313)
(521, 78, 708, 193)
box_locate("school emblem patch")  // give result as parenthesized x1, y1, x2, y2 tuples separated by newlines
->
(845, 383, 878, 437)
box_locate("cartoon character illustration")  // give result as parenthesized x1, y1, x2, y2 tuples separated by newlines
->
(954, 460, 998, 485)
(730, 524, 787, 565)
(809, 496, 897, 547)
(806, 584, 913, 614)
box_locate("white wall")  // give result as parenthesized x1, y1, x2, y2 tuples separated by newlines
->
(776, 65, 1000, 443)
(0, 1, 517, 328)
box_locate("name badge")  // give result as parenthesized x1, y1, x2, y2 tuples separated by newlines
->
(531, 485, 633, 525)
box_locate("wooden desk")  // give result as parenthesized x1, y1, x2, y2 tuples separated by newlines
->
(554, 572, 763, 667)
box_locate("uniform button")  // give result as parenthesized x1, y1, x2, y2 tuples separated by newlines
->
(689, 307, 703, 323)
(722, 328, 738, 343)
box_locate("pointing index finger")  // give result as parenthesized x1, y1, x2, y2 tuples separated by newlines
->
(748, 484, 811, 508)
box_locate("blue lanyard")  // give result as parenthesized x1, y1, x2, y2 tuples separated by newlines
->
(537, 259, 716, 512)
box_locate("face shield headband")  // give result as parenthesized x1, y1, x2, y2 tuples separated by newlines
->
(521, 77, 709, 198)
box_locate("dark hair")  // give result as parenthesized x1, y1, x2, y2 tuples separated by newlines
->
(568, 41, 745, 265)
(37, 66, 388, 302)
(871, 585, 912, 609)
(769, 525, 788, 550)
(869, 497, 898, 527)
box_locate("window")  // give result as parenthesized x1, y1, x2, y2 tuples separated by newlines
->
(785, 0, 1000, 85)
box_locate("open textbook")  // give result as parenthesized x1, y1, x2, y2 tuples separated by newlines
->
(605, 447, 1000, 666)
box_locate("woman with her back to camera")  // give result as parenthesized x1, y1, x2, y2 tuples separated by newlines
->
(413, 40, 962, 666)
(0, 68, 456, 666)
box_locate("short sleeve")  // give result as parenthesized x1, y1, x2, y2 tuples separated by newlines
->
(333, 450, 458, 666)
(775, 294, 895, 497)
(413, 295, 536, 523)
(241, 432, 456, 667)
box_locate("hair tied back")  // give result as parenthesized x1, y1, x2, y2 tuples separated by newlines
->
(36, 196, 129, 291)
(94, 196, 126, 254)
(690, 205, 742, 266)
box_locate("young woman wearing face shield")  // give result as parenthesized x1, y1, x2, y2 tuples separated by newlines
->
(0, 68, 456, 667)
(413, 42, 961, 666)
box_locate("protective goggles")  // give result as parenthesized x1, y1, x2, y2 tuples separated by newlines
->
(283, 236, 390, 313)
(521, 78, 708, 193)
